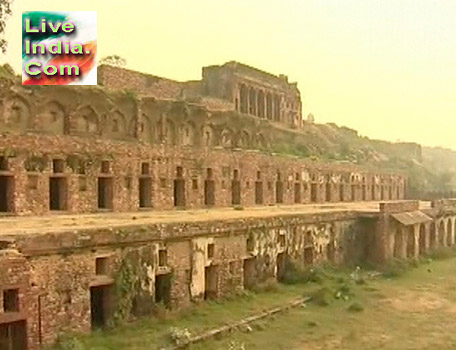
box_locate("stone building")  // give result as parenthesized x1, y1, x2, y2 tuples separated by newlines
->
(0, 62, 424, 350)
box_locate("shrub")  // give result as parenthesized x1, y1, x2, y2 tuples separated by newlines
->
(382, 259, 409, 278)
(281, 260, 329, 285)
(252, 278, 279, 293)
(309, 287, 332, 307)
(169, 327, 192, 345)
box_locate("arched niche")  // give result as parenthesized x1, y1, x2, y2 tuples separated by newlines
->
(107, 110, 127, 138)
(4, 96, 32, 133)
(139, 114, 154, 143)
(37, 101, 65, 135)
(74, 106, 99, 134)
(201, 125, 214, 147)
(164, 119, 177, 145)
(239, 84, 248, 114)
(220, 128, 232, 147)
(238, 130, 250, 148)
(256, 133, 268, 149)
(182, 121, 197, 146)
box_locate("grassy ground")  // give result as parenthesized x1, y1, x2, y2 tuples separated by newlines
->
(58, 254, 456, 350)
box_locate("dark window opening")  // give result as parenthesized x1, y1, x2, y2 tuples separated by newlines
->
(255, 181, 263, 205)
(155, 273, 171, 307)
(192, 178, 198, 190)
(276, 181, 284, 204)
(3, 289, 19, 312)
(232, 180, 241, 205)
(243, 258, 256, 289)
(52, 159, 64, 173)
(304, 247, 314, 265)
(173, 179, 185, 207)
(0, 321, 27, 350)
(325, 182, 331, 202)
(204, 265, 218, 300)
(207, 243, 215, 259)
(158, 249, 167, 267)
(90, 285, 112, 330)
(0, 176, 13, 212)
(49, 177, 66, 211)
(101, 161, 110, 174)
(294, 183, 301, 203)
(276, 252, 286, 282)
(0, 156, 8, 171)
(204, 179, 215, 206)
(141, 162, 150, 175)
(98, 178, 113, 209)
(310, 183, 318, 202)
(139, 177, 152, 208)
(95, 257, 109, 275)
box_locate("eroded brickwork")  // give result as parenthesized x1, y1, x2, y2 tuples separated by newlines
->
(0, 62, 412, 350)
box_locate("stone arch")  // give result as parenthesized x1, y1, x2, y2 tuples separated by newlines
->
(394, 228, 405, 258)
(139, 114, 154, 143)
(257, 90, 265, 118)
(266, 93, 273, 119)
(418, 224, 426, 255)
(439, 220, 445, 246)
(238, 130, 250, 148)
(273, 94, 281, 121)
(108, 110, 127, 138)
(406, 227, 415, 258)
(239, 84, 248, 114)
(248, 88, 257, 115)
(37, 101, 65, 134)
(201, 125, 214, 147)
(74, 106, 99, 134)
(4, 96, 32, 132)
(164, 119, 177, 145)
(256, 133, 268, 150)
(447, 218, 453, 246)
(430, 222, 436, 249)
(182, 121, 197, 146)
(220, 128, 233, 147)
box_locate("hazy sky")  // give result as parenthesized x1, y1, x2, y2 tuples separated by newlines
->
(2, 0, 456, 149)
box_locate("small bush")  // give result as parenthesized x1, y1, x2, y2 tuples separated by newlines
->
(309, 287, 332, 307)
(281, 260, 329, 285)
(233, 206, 244, 211)
(252, 278, 280, 293)
(169, 327, 192, 345)
(382, 259, 409, 278)
(347, 302, 364, 312)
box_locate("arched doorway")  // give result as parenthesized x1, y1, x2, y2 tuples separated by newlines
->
(418, 224, 426, 255)
(447, 219, 453, 246)
(406, 227, 415, 258)
(394, 228, 404, 258)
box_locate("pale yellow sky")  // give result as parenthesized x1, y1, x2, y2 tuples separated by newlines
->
(2, 0, 456, 150)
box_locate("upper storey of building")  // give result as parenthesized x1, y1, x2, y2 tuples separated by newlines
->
(202, 61, 302, 129)
(98, 61, 303, 129)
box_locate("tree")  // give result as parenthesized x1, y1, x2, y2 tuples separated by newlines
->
(100, 55, 126, 67)
(0, 0, 13, 53)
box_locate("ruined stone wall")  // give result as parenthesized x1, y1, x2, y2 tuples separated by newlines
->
(0, 132, 405, 216)
(0, 210, 367, 349)
(0, 78, 406, 216)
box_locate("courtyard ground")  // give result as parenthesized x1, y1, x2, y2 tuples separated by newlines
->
(57, 252, 456, 350)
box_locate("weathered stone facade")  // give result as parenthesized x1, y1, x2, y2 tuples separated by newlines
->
(0, 62, 417, 350)
(1, 200, 456, 350)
